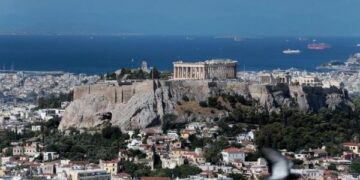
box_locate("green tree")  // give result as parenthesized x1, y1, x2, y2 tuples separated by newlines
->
(149, 68, 161, 79)
(228, 173, 247, 180)
(102, 126, 122, 140)
(188, 134, 204, 150)
(207, 97, 219, 108)
(4, 148, 12, 156)
(119, 68, 132, 78)
(171, 165, 202, 178)
(162, 114, 178, 133)
(37, 92, 73, 109)
(350, 159, 360, 173)
(328, 163, 337, 171)
(118, 161, 151, 177)
(42, 126, 127, 163)
(204, 136, 229, 164)
(199, 101, 208, 107)
(44, 116, 61, 129)
(105, 72, 117, 80)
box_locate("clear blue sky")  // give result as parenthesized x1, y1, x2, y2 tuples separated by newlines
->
(1, 0, 360, 36)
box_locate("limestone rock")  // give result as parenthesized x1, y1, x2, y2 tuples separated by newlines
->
(59, 95, 113, 130)
(59, 80, 354, 131)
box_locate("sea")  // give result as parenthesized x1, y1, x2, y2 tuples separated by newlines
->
(0, 35, 360, 75)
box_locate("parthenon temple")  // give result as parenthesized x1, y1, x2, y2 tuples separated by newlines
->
(173, 59, 238, 80)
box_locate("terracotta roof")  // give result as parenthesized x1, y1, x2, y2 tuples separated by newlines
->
(343, 142, 360, 147)
(222, 147, 244, 153)
(184, 152, 204, 158)
(102, 159, 118, 164)
(140, 144, 152, 148)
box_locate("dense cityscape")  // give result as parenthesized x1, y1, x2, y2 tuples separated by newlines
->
(0, 55, 359, 179)
(2, 1, 360, 179)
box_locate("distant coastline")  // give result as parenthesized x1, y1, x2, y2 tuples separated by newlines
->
(0, 35, 359, 74)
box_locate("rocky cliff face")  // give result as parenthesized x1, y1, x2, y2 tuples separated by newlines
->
(60, 81, 164, 130)
(59, 80, 354, 131)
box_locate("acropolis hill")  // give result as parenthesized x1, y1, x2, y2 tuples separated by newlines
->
(59, 79, 353, 131)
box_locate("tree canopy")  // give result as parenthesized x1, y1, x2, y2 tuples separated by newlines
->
(255, 109, 360, 152)
(350, 158, 360, 173)
(44, 126, 128, 163)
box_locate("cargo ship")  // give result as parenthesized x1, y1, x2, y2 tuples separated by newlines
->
(307, 42, 330, 50)
(282, 49, 301, 54)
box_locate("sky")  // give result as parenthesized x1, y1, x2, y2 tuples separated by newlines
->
(0, 0, 360, 36)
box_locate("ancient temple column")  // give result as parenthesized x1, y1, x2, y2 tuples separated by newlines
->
(198, 67, 199, 79)
(186, 67, 191, 79)
(177, 67, 180, 79)
(180, 67, 183, 79)
(188, 67, 191, 79)
(184, 67, 186, 79)
(198, 67, 201, 79)
(185, 67, 187, 79)
(191, 67, 194, 79)
(177, 67, 179, 79)
(195, 67, 198, 79)
(202, 67, 205, 79)
(191, 67, 193, 79)
(179, 67, 182, 79)
(201, 67, 204, 79)
(182, 66, 184, 79)
(190, 67, 192, 79)
(173, 67, 175, 79)
(189, 67, 192, 79)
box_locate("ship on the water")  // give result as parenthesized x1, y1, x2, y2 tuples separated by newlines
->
(307, 42, 331, 50)
(282, 49, 301, 54)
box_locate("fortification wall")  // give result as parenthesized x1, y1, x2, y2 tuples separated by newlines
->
(73, 81, 153, 104)
(73, 85, 90, 100)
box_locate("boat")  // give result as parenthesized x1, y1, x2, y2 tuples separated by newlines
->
(282, 49, 301, 54)
(233, 36, 243, 42)
(307, 42, 330, 50)
(357, 44, 360, 47)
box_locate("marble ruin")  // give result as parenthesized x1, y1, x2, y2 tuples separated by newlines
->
(173, 59, 237, 80)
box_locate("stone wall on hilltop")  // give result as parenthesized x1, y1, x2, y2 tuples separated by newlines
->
(73, 83, 135, 104)
(59, 80, 354, 131)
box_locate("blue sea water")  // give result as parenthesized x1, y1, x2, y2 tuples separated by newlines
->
(0, 35, 360, 74)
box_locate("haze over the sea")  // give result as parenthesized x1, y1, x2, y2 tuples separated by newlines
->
(1, 1, 360, 74)
(0, 35, 359, 74)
